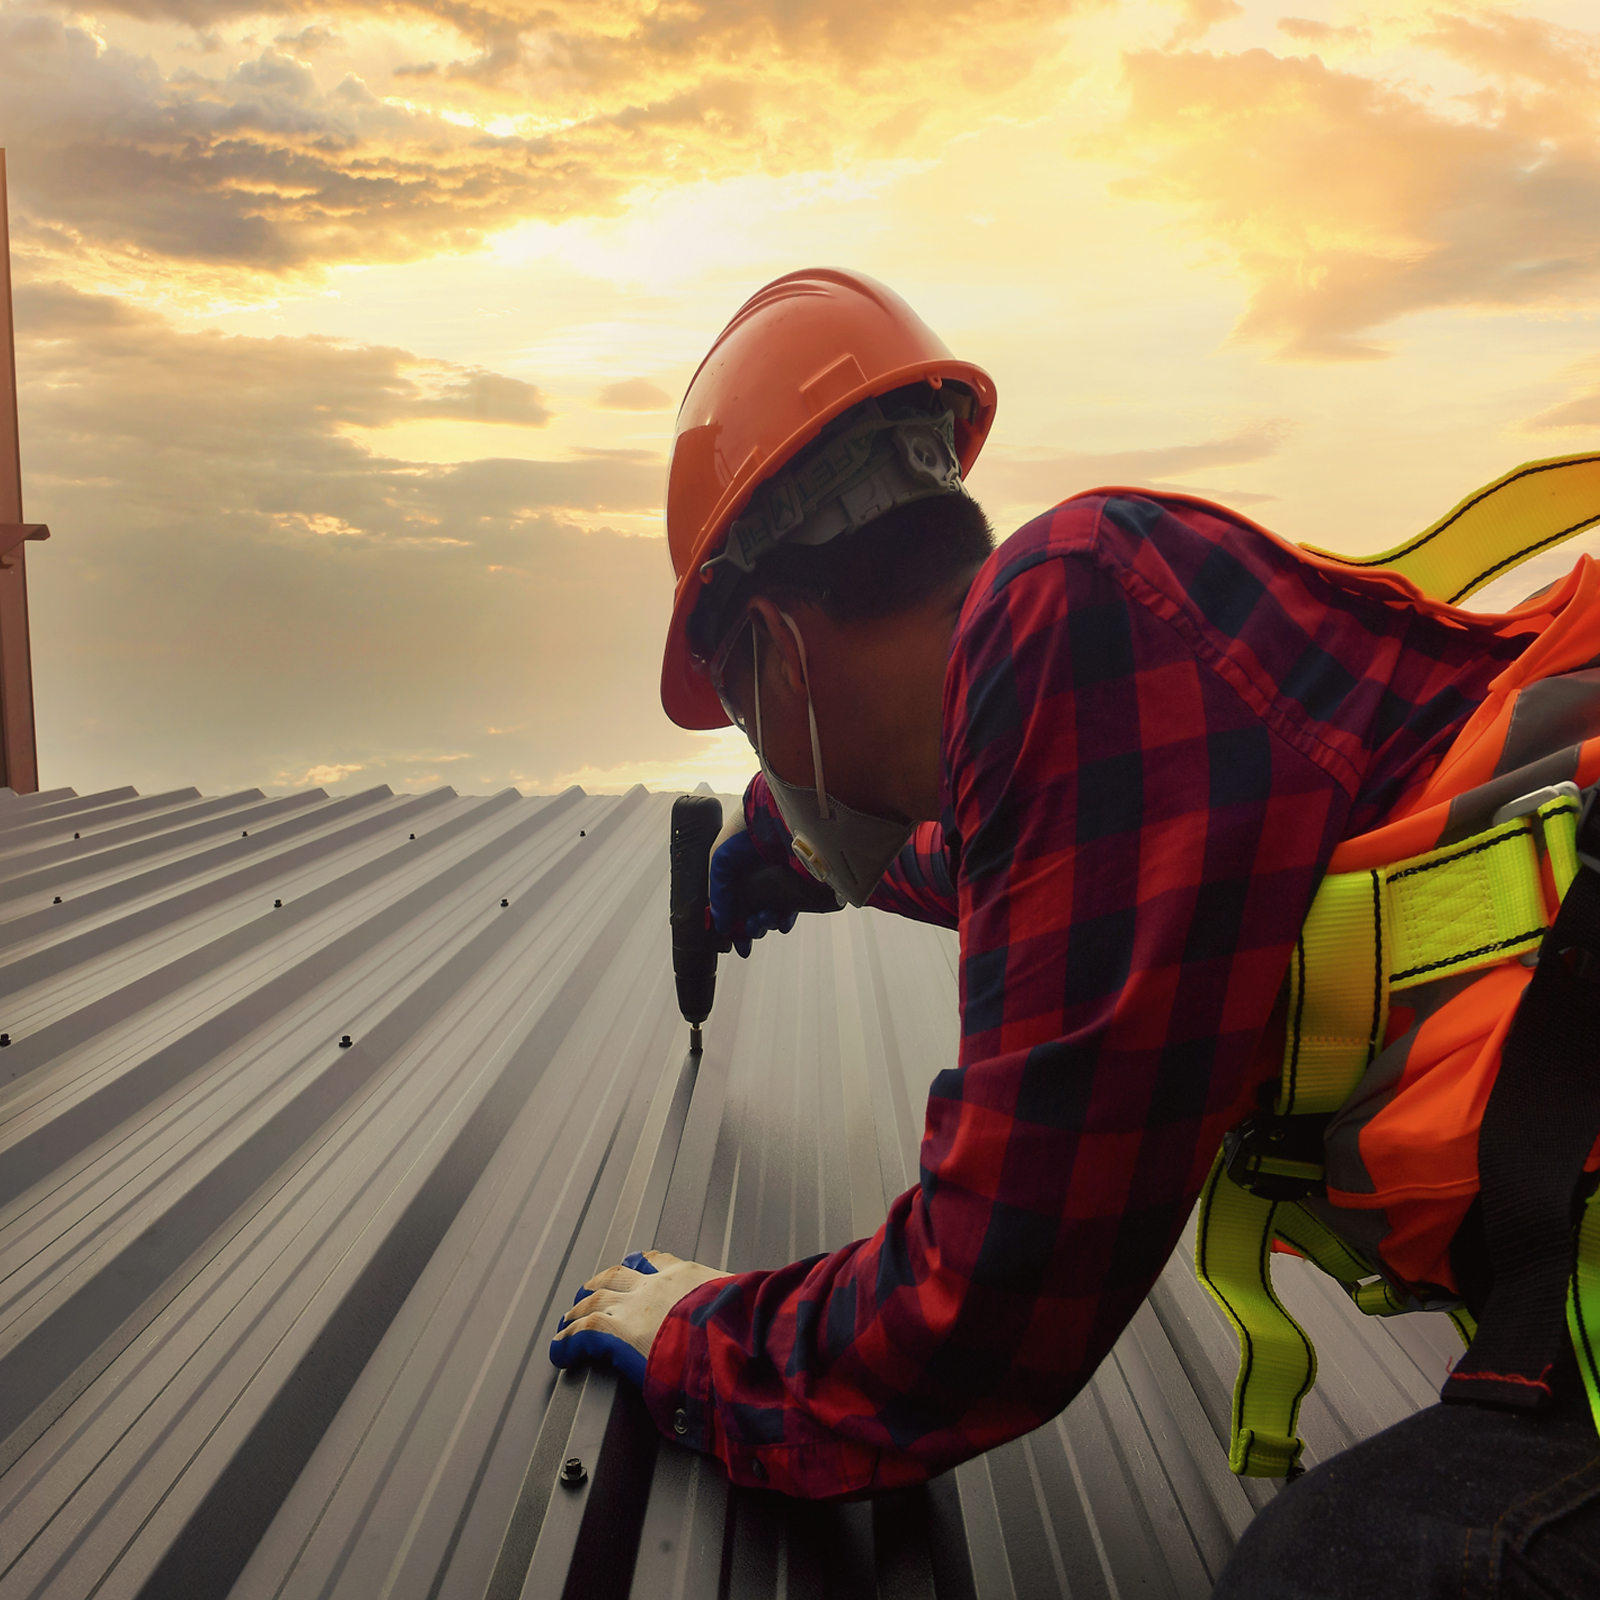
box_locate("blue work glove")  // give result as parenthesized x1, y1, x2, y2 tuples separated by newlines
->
(548, 1250, 658, 1387)
(709, 829, 800, 958)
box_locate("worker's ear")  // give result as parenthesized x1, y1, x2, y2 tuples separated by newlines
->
(748, 597, 808, 700)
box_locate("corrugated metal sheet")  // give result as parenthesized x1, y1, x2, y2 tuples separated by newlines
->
(0, 779, 1466, 1599)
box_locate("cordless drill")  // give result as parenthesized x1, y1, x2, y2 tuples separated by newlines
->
(670, 794, 730, 1054)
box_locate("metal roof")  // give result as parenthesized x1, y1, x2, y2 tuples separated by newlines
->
(0, 779, 1464, 1599)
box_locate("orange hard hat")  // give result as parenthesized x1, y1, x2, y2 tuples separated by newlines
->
(660, 268, 997, 730)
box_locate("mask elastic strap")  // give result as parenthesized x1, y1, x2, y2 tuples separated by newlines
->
(776, 611, 832, 823)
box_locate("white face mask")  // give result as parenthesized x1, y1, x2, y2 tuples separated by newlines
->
(750, 613, 914, 909)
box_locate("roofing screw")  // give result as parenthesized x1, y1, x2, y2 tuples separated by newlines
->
(339, 1035, 353, 1049)
(242, 830, 249, 837)
(559, 1457, 587, 1488)
(73, 832, 79, 839)
(409, 833, 415, 840)
(52, 896, 61, 905)
(673, 1409, 688, 1436)
(274, 899, 283, 908)
(500, 898, 509, 907)
(0, 1034, 9, 1048)
(579, 830, 586, 837)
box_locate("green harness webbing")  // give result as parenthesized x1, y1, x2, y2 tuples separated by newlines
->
(1570, 1188, 1600, 1427)
(1196, 450, 1600, 1477)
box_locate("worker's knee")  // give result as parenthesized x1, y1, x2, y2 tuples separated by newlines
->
(1214, 1383, 1600, 1598)
(1212, 1462, 1466, 1599)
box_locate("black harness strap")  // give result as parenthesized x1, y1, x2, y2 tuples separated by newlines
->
(1443, 796, 1600, 1410)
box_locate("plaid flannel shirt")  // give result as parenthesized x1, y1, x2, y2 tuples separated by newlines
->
(642, 489, 1540, 1497)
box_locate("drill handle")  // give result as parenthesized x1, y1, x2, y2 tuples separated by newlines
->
(670, 794, 729, 1030)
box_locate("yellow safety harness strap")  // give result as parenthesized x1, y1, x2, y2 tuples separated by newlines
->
(1280, 795, 1579, 1118)
(1194, 1153, 1315, 1477)
(1279, 869, 1388, 1118)
(1301, 452, 1600, 606)
(1568, 1188, 1600, 1437)
(1272, 1200, 1377, 1285)
(1450, 1307, 1479, 1348)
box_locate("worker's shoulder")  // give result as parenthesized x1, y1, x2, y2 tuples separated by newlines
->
(969, 488, 1279, 614)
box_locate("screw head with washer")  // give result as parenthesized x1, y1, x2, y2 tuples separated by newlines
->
(559, 1457, 587, 1487)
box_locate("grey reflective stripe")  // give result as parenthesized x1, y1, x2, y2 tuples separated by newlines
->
(1319, 968, 1481, 1202)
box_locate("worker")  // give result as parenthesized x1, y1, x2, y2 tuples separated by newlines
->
(550, 268, 1600, 1594)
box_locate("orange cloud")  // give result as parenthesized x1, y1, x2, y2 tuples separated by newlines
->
(1166, 0, 1241, 47)
(1528, 356, 1600, 431)
(595, 378, 673, 411)
(1105, 20, 1600, 358)
(972, 420, 1290, 511)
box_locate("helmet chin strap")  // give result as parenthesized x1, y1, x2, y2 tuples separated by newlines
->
(749, 612, 832, 822)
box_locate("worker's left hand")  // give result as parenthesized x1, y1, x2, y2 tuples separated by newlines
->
(710, 829, 797, 957)
(548, 1250, 731, 1387)
(710, 828, 840, 956)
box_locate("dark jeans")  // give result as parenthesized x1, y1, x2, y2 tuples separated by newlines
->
(1213, 1354, 1600, 1599)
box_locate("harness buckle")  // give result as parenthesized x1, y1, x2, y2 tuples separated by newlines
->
(1223, 1113, 1329, 1202)
(1490, 779, 1580, 828)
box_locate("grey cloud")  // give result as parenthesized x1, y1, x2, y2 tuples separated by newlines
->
(0, 13, 626, 273)
(15, 282, 557, 455)
(1, 1, 1088, 277)
(16, 284, 684, 795)
(421, 370, 552, 426)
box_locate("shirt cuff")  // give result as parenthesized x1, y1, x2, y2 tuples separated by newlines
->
(640, 1273, 897, 1499)
(641, 1275, 718, 1446)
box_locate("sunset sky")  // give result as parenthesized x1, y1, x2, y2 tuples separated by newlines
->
(4, 0, 1599, 799)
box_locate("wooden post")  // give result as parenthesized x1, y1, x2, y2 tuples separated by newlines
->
(0, 149, 49, 794)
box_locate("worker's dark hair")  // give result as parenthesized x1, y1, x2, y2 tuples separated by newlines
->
(741, 489, 993, 623)
(703, 489, 991, 707)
